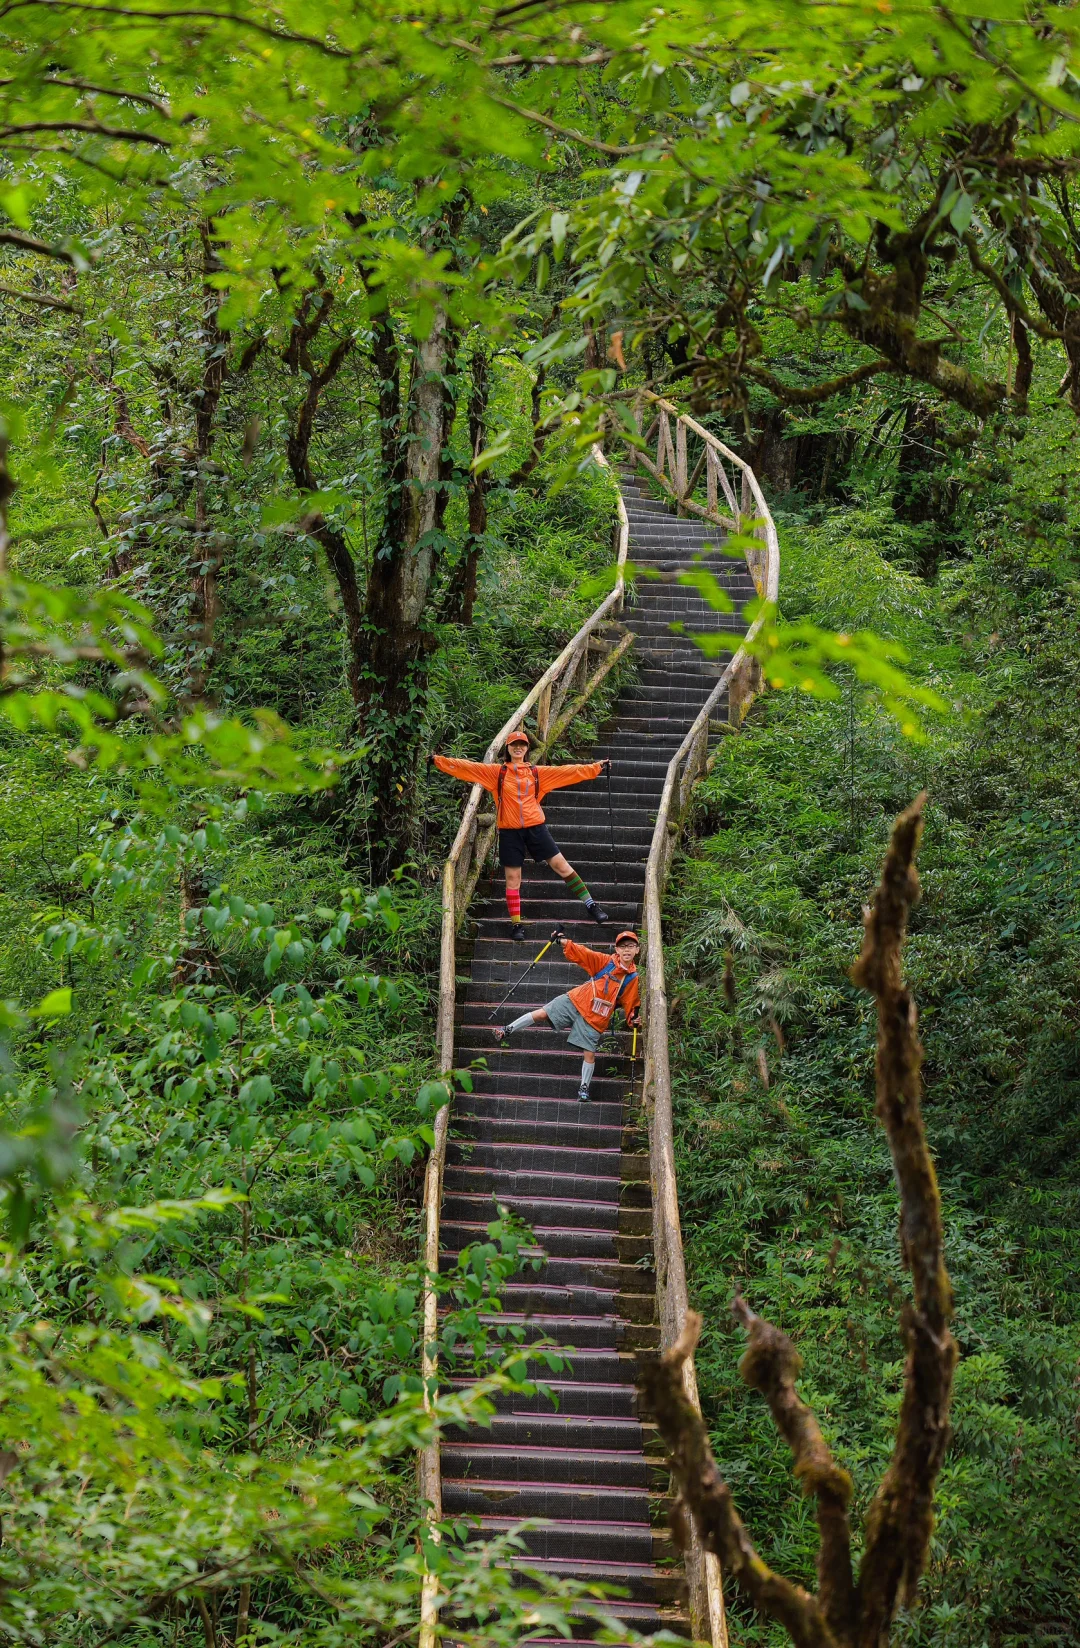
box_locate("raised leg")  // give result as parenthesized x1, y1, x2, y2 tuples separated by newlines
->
(548, 855, 608, 925)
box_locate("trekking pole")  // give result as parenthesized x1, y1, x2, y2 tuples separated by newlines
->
(605, 761, 620, 892)
(487, 927, 563, 1021)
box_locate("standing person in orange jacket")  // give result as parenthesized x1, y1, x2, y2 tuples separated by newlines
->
(432, 727, 610, 940)
(493, 929, 640, 1101)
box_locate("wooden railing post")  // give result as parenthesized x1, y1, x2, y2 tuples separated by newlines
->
(536, 680, 552, 741)
(575, 639, 589, 693)
(628, 392, 779, 1648)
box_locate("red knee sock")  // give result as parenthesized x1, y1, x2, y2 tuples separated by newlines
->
(506, 886, 521, 923)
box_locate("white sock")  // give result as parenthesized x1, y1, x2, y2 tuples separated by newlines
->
(506, 1011, 534, 1035)
(579, 1059, 595, 1092)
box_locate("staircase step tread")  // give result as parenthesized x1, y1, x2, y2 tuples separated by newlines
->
(429, 471, 759, 1619)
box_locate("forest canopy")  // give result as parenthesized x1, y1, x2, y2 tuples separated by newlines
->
(1, 3, 1079, 1647)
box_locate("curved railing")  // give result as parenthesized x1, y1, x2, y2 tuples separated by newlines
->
(418, 446, 631, 1646)
(417, 405, 778, 1648)
(629, 393, 780, 1647)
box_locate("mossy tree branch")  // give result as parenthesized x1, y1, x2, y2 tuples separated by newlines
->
(851, 792, 958, 1639)
(639, 794, 956, 1648)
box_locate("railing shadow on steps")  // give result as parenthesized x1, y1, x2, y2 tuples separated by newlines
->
(417, 405, 779, 1648)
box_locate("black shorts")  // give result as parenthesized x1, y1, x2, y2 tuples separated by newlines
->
(499, 822, 561, 868)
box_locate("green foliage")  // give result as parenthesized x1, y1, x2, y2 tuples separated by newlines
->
(492, 0, 1080, 421)
(666, 477, 1080, 1644)
(5, 4, 1080, 1642)
(0, 774, 635, 1644)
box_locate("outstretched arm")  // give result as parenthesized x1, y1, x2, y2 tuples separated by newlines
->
(538, 760, 606, 798)
(432, 753, 500, 792)
(562, 938, 610, 973)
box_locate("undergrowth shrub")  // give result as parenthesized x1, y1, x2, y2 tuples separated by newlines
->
(666, 498, 1080, 1646)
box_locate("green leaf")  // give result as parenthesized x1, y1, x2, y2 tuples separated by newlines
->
(949, 191, 974, 235)
(30, 989, 72, 1018)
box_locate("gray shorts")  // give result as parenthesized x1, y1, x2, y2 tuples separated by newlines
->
(542, 992, 603, 1053)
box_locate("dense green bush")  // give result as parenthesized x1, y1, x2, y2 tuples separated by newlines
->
(0, 355, 626, 1648)
(667, 484, 1080, 1645)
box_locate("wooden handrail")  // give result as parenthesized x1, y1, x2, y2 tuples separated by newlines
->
(629, 391, 779, 1647)
(417, 402, 776, 1648)
(417, 446, 630, 1648)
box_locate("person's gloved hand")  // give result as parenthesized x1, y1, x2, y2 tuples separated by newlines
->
(553, 926, 567, 943)
(600, 758, 612, 774)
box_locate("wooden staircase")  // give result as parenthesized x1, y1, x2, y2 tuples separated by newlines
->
(435, 469, 757, 1642)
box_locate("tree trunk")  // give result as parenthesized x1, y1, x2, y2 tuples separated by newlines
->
(747, 405, 853, 499)
(356, 308, 459, 866)
(442, 344, 490, 626)
(891, 401, 959, 578)
(175, 856, 210, 983)
(280, 292, 363, 701)
(460, 344, 489, 626)
(187, 223, 229, 703)
(1008, 219, 1080, 412)
(1010, 312, 1033, 411)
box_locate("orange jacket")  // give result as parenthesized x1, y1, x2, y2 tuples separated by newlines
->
(433, 755, 603, 829)
(563, 940, 641, 1033)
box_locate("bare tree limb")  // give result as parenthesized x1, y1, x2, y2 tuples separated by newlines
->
(488, 91, 648, 156)
(732, 1294, 857, 1637)
(851, 793, 957, 1638)
(639, 1315, 842, 1648)
(1010, 311, 1033, 410)
(87, 356, 150, 456)
(745, 358, 895, 406)
(506, 363, 552, 485)
(0, 73, 171, 113)
(0, 281, 81, 312)
(0, 228, 79, 264)
(638, 796, 954, 1648)
(0, 118, 169, 144)
(960, 232, 1061, 340)
(0, 0, 352, 58)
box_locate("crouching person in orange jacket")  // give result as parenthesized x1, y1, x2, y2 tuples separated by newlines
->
(432, 726, 610, 940)
(493, 930, 641, 1101)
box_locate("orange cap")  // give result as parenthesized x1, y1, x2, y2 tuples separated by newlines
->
(506, 727, 530, 748)
(615, 930, 640, 945)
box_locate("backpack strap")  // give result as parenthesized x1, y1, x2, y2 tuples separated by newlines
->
(593, 959, 636, 1011)
(613, 968, 637, 1010)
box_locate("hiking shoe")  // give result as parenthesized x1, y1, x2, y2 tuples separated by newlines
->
(510, 921, 527, 942)
(576, 1083, 592, 1102)
(587, 902, 610, 924)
